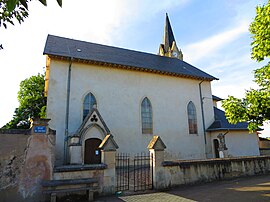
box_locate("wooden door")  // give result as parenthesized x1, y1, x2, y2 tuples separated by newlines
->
(84, 138, 102, 164)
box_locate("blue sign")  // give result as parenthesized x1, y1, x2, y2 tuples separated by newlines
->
(34, 126, 46, 133)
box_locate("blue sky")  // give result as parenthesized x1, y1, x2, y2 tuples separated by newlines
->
(0, 0, 269, 135)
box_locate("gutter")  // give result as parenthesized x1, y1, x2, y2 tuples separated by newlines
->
(64, 57, 73, 164)
(199, 81, 207, 155)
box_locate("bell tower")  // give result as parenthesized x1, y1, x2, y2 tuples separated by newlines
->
(158, 13, 183, 60)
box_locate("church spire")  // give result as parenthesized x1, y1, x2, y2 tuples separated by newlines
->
(158, 13, 183, 60)
(163, 13, 175, 53)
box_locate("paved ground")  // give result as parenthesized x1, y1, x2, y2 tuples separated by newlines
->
(95, 174, 270, 202)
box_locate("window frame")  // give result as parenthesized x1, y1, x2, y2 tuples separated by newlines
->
(141, 97, 153, 134)
(187, 101, 198, 134)
(83, 92, 97, 120)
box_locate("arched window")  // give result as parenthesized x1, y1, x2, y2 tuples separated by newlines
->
(83, 92, 97, 120)
(187, 101, 197, 134)
(141, 97, 153, 134)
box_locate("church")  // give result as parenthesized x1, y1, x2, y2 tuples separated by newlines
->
(43, 14, 260, 165)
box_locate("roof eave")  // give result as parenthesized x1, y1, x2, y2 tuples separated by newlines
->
(206, 127, 264, 132)
(45, 54, 217, 81)
(206, 128, 249, 132)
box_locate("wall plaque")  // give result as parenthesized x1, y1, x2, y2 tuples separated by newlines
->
(34, 126, 46, 133)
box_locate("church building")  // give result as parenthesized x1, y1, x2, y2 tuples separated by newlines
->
(43, 14, 260, 165)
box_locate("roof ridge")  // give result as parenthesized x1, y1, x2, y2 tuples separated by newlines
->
(46, 34, 167, 58)
(44, 35, 218, 81)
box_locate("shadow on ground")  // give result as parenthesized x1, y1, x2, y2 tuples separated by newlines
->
(58, 174, 270, 202)
(167, 175, 270, 202)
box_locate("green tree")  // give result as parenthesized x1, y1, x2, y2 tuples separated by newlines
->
(0, 0, 62, 29)
(2, 73, 46, 129)
(222, 0, 270, 132)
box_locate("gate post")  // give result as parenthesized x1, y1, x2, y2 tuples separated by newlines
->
(99, 134, 119, 194)
(148, 136, 166, 190)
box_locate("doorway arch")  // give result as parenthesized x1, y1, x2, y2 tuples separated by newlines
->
(213, 139, 220, 158)
(84, 138, 102, 164)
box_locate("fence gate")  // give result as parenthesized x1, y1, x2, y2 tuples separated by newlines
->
(116, 153, 130, 191)
(116, 152, 153, 192)
(133, 153, 153, 191)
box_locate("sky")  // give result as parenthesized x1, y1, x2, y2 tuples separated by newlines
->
(0, 0, 269, 136)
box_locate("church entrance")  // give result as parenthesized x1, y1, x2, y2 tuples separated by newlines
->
(213, 139, 220, 158)
(84, 138, 102, 164)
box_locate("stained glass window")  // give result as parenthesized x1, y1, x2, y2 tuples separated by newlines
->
(83, 92, 97, 120)
(141, 97, 153, 134)
(187, 101, 197, 134)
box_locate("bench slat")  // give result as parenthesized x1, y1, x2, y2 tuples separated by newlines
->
(42, 178, 98, 187)
(43, 186, 98, 194)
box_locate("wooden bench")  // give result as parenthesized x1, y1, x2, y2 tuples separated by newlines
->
(42, 178, 98, 202)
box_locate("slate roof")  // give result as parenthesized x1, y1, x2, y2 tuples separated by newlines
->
(43, 35, 217, 81)
(207, 107, 249, 131)
(212, 95, 223, 101)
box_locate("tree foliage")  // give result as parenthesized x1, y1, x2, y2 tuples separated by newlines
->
(250, 2, 270, 62)
(0, 0, 62, 29)
(222, 0, 270, 132)
(2, 73, 46, 129)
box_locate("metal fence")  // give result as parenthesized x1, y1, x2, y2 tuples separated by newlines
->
(133, 152, 153, 191)
(116, 153, 130, 191)
(116, 152, 153, 192)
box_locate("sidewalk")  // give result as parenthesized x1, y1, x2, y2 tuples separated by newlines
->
(96, 174, 270, 202)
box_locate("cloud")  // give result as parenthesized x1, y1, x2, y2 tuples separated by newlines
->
(0, 0, 191, 127)
(183, 21, 249, 64)
(204, 53, 253, 74)
(25, 0, 191, 44)
(127, 0, 191, 19)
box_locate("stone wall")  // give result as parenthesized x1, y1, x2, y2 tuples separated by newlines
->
(0, 130, 31, 201)
(0, 122, 55, 202)
(259, 138, 270, 155)
(259, 138, 270, 149)
(260, 149, 270, 155)
(148, 136, 269, 190)
(159, 156, 270, 189)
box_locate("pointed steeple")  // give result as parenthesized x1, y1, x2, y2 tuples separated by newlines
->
(158, 13, 183, 60)
(163, 13, 175, 53)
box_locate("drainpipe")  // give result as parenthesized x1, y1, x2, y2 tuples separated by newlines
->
(199, 81, 207, 156)
(64, 57, 73, 164)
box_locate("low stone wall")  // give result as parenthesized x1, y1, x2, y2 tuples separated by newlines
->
(160, 156, 270, 189)
(0, 120, 56, 202)
(0, 130, 31, 202)
(260, 149, 270, 156)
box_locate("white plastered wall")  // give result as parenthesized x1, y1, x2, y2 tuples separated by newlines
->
(209, 131, 260, 157)
(46, 60, 215, 164)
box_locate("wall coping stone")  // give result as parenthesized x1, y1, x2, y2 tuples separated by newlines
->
(163, 155, 270, 167)
(148, 135, 166, 150)
(0, 128, 56, 135)
(99, 134, 119, 151)
(54, 164, 107, 172)
(0, 129, 31, 134)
